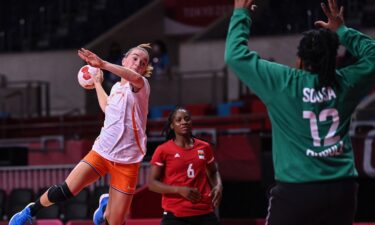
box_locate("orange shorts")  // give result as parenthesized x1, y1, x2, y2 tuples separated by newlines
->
(82, 150, 140, 194)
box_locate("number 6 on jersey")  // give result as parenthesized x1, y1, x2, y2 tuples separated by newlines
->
(187, 163, 195, 178)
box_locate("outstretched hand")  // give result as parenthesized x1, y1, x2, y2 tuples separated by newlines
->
(314, 0, 344, 31)
(234, 0, 257, 11)
(78, 48, 105, 68)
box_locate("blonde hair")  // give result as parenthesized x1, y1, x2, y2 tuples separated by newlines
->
(124, 43, 153, 77)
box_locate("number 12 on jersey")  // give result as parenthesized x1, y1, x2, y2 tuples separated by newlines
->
(303, 108, 340, 147)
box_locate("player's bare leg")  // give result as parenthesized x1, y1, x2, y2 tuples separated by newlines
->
(104, 187, 134, 225)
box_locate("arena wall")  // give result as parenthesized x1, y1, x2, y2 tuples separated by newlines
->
(0, 51, 84, 115)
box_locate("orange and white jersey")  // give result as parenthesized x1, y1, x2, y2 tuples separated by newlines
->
(93, 77, 150, 164)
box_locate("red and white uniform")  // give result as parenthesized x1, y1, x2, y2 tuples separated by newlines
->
(93, 77, 150, 164)
(150, 138, 216, 217)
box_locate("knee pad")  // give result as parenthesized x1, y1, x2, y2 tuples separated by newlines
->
(47, 182, 74, 203)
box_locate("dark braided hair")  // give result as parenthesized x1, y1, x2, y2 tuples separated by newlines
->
(162, 106, 190, 141)
(297, 28, 340, 88)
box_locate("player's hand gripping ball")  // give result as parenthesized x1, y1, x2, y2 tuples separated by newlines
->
(77, 65, 103, 89)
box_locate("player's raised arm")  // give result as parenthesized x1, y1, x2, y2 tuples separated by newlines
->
(314, 0, 344, 31)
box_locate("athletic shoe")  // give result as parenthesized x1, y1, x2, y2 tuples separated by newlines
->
(9, 202, 34, 225)
(93, 193, 109, 225)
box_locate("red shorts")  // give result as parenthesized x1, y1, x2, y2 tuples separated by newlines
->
(82, 150, 140, 194)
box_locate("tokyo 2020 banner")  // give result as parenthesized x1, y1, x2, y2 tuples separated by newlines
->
(164, 0, 232, 35)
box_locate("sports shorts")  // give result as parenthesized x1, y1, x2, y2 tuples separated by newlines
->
(82, 150, 140, 194)
(266, 178, 358, 225)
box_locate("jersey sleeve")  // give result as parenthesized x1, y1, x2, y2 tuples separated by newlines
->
(135, 77, 150, 96)
(142, 77, 151, 96)
(336, 26, 375, 91)
(225, 8, 294, 104)
(150, 145, 165, 167)
(109, 82, 118, 95)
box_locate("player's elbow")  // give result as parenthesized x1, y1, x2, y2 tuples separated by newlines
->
(224, 49, 237, 68)
(147, 179, 157, 192)
(130, 76, 145, 91)
(135, 75, 145, 85)
(224, 50, 232, 65)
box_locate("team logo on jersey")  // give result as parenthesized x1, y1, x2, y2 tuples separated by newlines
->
(197, 150, 205, 159)
(174, 153, 181, 158)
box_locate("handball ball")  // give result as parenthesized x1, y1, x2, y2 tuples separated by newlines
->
(77, 65, 103, 89)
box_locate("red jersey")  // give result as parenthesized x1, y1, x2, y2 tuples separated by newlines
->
(150, 138, 215, 217)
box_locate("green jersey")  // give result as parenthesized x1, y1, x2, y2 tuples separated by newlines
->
(225, 8, 375, 183)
